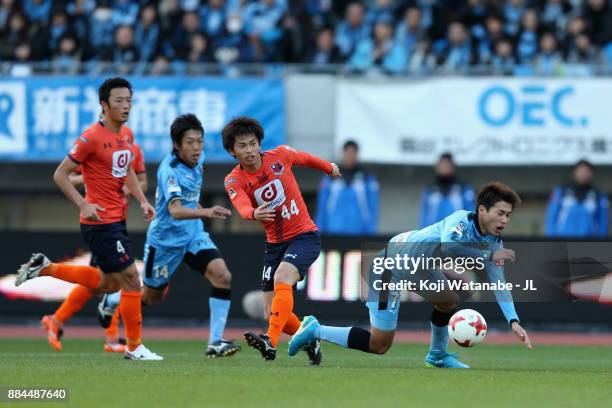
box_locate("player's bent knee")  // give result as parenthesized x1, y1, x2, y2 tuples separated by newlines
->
(369, 338, 392, 355)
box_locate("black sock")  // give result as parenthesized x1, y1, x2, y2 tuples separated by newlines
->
(431, 307, 455, 327)
(210, 287, 231, 300)
(347, 327, 371, 353)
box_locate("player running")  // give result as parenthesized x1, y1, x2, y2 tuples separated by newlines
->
(222, 116, 340, 363)
(16, 77, 162, 360)
(40, 143, 147, 354)
(96, 113, 241, 358)
(289, 182, 532, 368)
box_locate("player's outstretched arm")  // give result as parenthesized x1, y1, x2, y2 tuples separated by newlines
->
(280, 145, 341, 178)
(125, 167, 155, 222)
(54, 157, 104, 222)
(68, 172, 84, 187)
(168, 200, 231, 220)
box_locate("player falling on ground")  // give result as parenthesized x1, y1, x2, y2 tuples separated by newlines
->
(16, 77, 163, 360)
(95, 114, 241, 358)
(40, 143, 147, 354)
(222, 116, 341, 362)
(289, 182, 532, 368)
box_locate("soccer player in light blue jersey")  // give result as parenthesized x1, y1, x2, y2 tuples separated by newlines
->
(289, 182, 532, 368)
(97, 114, 241, 358)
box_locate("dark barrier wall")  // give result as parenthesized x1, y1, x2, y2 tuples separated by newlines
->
(1, 231, 611, 325)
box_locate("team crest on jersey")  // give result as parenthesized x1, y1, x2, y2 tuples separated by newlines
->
(228, 187, 237, 199)
(452, 222, 465, 238)
(270, 161, 284, 176)
(224, 178, 237, 187)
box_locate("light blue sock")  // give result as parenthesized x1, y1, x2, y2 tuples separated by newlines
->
(315, 325, 352, 348)
(209, 297, 230, 344)
(429, 322, 449, 354)
(106, 291, 121, 308)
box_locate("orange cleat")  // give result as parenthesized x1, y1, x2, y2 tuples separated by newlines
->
(41, 315, 63, 352)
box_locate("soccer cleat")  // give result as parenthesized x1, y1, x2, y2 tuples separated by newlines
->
(16, 253, 50, 286)
(303, 339, 322, 366)
(424, 351, 470, 368)
(104, 338, 126, 353)
(41, 315, 63, 352)
(244, 332, 276, 361)
(97, 293, 116, 329)
(288, 315, 320, 357)
(206, 340, 242, 358)
(124, 344, 163, 361)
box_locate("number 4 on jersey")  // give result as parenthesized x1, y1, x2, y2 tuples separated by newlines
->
(281, 199, 299, 220)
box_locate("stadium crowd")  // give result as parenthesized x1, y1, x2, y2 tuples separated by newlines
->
(1, 0, 612, 75)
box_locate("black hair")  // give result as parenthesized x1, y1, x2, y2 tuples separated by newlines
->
(573, 159, 594, 171)
(477, 182, 522, 211)
(170, 114, 204, 152)
(98, 77, 132, 107)
(221, 116, 264, 152)
(343, 140, 359, 151)
(438, 152, 453, 162)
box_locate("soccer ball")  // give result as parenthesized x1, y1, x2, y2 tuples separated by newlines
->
(448, 309, 487, 347)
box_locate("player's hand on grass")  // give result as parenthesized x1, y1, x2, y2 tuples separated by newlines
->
(202, 205, 232, 219)
(254, 202, 275, 222)
(80, 202, 105, 222)
(141, 201, 156, 222)
(492, 248, 516, 263)
(329, 163, 341, 178)
(511, 321, 532, 349)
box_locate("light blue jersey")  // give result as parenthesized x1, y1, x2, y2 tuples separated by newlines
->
(147, 152, 209, 248)
(368, 210, 519, 331)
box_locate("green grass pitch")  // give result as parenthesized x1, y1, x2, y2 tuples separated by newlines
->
(1, 339, 610, 408)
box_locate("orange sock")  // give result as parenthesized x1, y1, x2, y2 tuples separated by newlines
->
(41, 263, 100, 290)
(267, 283, 293, 347)
(119, 290, 142, 351)
(54, 285, 94, 324)
(104, 308, 121, 341)
(282, 313, 301, 336)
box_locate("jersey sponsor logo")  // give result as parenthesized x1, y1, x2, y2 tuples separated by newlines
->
(228, 187, 237, 199)
(270, 161, 284, 176)
(224, 178, 236, 187)
(254, 179, 286, 210)
(111, 149, 131, 178)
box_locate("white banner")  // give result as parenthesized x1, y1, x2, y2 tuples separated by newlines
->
(335, 78, 612, 165)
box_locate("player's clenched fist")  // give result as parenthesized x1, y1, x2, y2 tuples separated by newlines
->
(140, 201, 156, 222)
(329, 163, 341, 178)
(79, 202, 105, 222)
(254, 202, 275, 222)
(492, 248, 516, 263)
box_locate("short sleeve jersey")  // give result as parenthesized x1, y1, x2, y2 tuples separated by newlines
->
(68, 121, 135, 225)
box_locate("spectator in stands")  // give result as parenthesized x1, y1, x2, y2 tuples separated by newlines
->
(335, 2, 370, 59)
(309, 27, 342, 66)
(183, 32, 213, 63)
(503, 0, 526, 37)
(46, 12, 72, 57)
(213, 13, 256, 63)
(51, 34, 80, 74)
(491, 38, 517, 74)
(437, 22, 474, 72)
(134, 3, 160, 62)
(112, 0, 139, 26)
(164, 10, 200, 60)
(458, 0, 490, 44)
(366, 0, 395, 28)
(395, 7, 424, 57)
(149, 54, 171, 75)
(65, 0, 95, 49)
(242, 0, 284, 61)
(100, 25, 140, 69)
(22, 0, 51, 26)
(407, 37, 436, 74)
(199, 0, 226, 41)
(539, 0, 573, 37)
(516, 9, 539, 64)
(0, 0, 18, 32)
(86, 3, 115, 59)
(566, 33, 599, 75)
(475, 13, 506, 65)
(546, 160, 609, 238)
(348, 17, 406, 74)
(0, 11, 28, 60)
(316, 140, 379, 235)
(420, 153, 475, 228)
(158, 0, 182, 34)
(583, 0, 612, 47)
(534, 32, 562, 75)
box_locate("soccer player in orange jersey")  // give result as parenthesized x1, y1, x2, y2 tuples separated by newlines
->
(16, 77, 162, 360)
(222, 117, 341, 362)
(40, 143, 147, 353)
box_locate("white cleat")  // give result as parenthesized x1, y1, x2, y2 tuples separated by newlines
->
(15, 253, 50, 286)
(124, 344, 164, 361)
